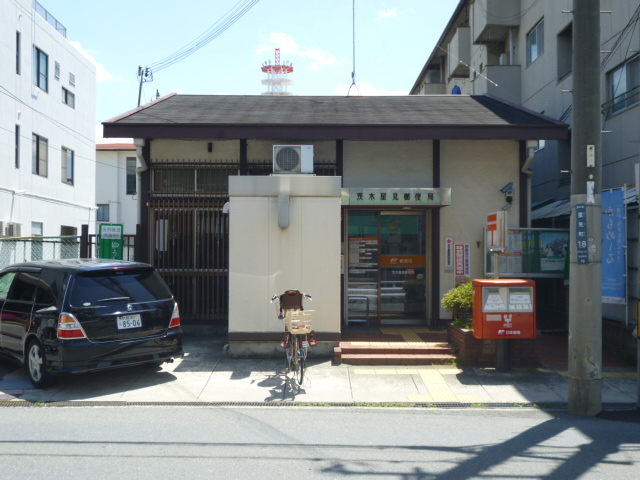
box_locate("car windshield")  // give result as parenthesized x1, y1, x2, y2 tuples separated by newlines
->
(69, 268, 173, 307)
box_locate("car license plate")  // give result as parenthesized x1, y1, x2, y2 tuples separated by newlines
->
(117, 314, 142, 330)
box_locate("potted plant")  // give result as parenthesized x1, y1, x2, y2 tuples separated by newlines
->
(441, 281, 473, 329)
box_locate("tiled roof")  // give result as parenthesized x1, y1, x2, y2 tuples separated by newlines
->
(96, 143, 136, 151)
(103, 94, 569, 141)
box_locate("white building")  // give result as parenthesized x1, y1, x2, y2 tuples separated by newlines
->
(0, 0, 96, 238)
(96, 144, 140, 235)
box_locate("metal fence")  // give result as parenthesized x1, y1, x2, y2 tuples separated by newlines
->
(0, 236, 81, 269)
(0, 234, 137, 270)
(88, 234, 136, 261)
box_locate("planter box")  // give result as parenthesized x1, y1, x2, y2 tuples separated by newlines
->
(447, 323, 541, 367)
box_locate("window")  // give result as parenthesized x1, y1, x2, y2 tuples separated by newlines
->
(61, 147, 74, 184)
(126, 157, 137, 194)
(527, 20, 544, 65)
(557, 24, 572, 79)
(32, 134, 48, 177)
(16, 32, 21, 75)
(0, 272, 17, 300)
(62, 87, 75, 108)
(69, 72, 75, 86)
(97, 205, 109, 222)
(60, 226, 77, 236)
(33, 46, 48, 92)
(8, 272, 38, 302)
(608, 56, 640, 114)
(55, 61, 60, 79)
(15, 125, 20, 168)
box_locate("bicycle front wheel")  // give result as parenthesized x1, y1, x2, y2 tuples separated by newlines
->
(289, 337, 299, 377)
(296, 352, 305, 385)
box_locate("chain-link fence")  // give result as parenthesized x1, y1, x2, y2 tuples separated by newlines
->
(0, 234, 137, 270)
(0, 236, 81, 269)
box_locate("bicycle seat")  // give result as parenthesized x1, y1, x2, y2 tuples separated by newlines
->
(280, 290, 303, 310)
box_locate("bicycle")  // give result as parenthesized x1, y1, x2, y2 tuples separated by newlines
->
(271, 290, 317, 387)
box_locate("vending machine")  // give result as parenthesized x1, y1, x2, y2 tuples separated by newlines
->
(472, 279, 536, 339)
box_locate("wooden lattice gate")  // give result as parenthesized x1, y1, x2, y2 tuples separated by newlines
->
(149, 164, 231, 323)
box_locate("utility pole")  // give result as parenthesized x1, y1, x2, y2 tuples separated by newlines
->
(568, 0, 602, 416)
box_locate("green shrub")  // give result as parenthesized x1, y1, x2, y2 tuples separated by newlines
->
(441, 282, 473, 329)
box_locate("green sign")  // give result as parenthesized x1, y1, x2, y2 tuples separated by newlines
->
(99, 224, 124, 260)
(342, 188, 452, 206)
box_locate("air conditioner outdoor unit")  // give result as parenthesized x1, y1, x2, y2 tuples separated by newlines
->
(273, 145, 314, 174)
(0, 221, 6, 237)
(7, 222, 22, 237)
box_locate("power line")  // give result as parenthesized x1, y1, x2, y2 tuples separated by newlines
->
(0, 84, 96, 148)
(137, 0, 259, 106)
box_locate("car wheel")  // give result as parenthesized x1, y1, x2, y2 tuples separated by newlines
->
(26, 340, 54, 388)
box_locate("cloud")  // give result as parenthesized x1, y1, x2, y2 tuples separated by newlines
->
(69, 41, 112, 82)
(376, 8, 398, 21)
(257, 33, 344, 72)
(331, 82, 408, 96)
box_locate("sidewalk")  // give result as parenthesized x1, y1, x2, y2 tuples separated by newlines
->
(0, 326, 637, 407)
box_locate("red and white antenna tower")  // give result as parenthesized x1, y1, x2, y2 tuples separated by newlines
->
(261, 48, 294, 95)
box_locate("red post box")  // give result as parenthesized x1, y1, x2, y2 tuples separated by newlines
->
(472, 279, 536, 339)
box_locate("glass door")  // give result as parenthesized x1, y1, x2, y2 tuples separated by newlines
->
(346, 211, 428, 326)
(379, 213, 427, 323)
(346, 212, 379, 325)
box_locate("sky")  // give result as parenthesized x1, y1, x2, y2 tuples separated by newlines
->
(47, 0, 459, 142)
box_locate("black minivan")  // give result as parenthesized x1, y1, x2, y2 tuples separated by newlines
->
(0, 259, 183, 387)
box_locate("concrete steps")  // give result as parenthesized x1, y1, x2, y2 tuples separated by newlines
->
(335, 341, 456, 365)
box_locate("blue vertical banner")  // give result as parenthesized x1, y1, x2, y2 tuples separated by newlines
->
(602, 189, 626, 304)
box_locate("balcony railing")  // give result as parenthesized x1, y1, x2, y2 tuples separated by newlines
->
(602, 85, 639, 117)
(34, 1, 66, 38)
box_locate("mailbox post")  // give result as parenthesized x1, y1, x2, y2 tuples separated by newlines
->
(472, 279, 536, 370)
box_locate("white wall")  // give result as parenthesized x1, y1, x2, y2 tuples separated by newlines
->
(439, 139, 520, 316)
(0, 0, 96, 237)
(96, 149, 139, 235)
(343, 140, 433, 188)
(228, 175, 342, 356)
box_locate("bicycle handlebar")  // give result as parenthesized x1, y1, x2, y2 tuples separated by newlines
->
(270, 292, 312, 303)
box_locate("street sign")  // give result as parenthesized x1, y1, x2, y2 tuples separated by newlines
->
(575, 204, 589, 264)
(454, 243, 470, 286)
(99, 224, 124, 260)
(487, 211, 507, 250)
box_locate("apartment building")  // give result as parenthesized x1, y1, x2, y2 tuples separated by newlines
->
(411, 0, 639, 214)
(0, 0, 97, 238)
(411, 0, 639, 352)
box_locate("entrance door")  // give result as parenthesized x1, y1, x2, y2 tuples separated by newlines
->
(346, 211, 428, 326)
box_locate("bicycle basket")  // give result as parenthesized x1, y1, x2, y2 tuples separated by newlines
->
(285, 310, 314, 334)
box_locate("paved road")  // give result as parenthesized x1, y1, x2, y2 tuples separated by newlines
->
(1, 406, 639, 479)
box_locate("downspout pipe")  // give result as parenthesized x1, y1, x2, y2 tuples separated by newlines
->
(134, 138, 148, 173)
(133, 138, 148, 237)
(521, 140, 539, 176)
(521, 140, 539, 228)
